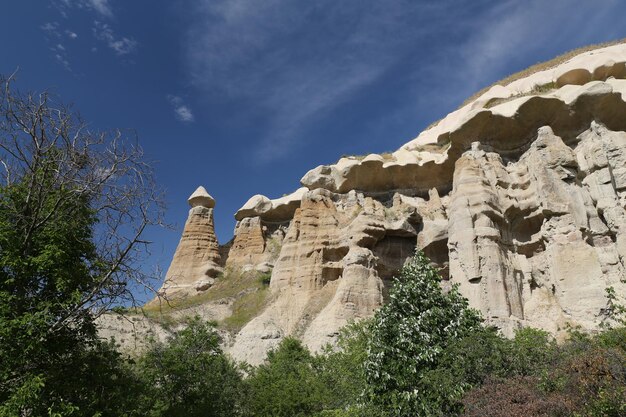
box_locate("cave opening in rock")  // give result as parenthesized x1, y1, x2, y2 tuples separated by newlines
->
(372, 235, 417, 280)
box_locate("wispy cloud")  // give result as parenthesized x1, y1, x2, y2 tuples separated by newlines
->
(87, 0, 113, 17)
(93, 21, 137, 55)
(41, 22, 59, 34)
(54, 53, 71, 70)
(41, 21, 72, 71)
(184, 0, 626, 161)
(46, 0, 136, 68)
(167, 95, 195, 123)
(55, 0, 113, 18)
(185, 0, 440, 160)
(183, 1, 497, 161)
(418, 0, 625, 109)
(457, 1, 610, 93)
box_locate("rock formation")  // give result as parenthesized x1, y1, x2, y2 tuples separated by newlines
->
(142, 43, 626, 364)
(157, 186, 222, 297)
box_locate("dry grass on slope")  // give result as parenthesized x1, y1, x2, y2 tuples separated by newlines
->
(460, 38, 626, 108)
(136, 268, 272, 332)
(419, 39, 626, 133)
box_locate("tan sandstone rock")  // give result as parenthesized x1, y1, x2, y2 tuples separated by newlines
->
(229, 44, 626, 361)
(156, 186, 222, 298)
(131, 43, 626, 364)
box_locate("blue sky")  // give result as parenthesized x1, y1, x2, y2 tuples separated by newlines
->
(2, 0, 626, 298)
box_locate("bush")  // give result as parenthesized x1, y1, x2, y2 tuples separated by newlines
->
(506, 327, 557, 376)
(258, 272, 272, 286)
(246, 338, 327, 417)
(461, 326, 626, 417)
(135, 317, 244, 417)
(461, 376, 575, 417)
(434, 326, 509, 384)
(314, 320, 373, 413)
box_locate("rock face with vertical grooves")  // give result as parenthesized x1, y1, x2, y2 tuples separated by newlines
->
(137, 43, 626, 365)
(156, 186, 222, 297)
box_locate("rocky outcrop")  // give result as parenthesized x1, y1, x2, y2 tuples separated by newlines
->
(144, 43, 626, 364)
(156, 186, 222, 297)
(226, 187, 310, 272)
(96, 313, 171, 353)
(447, 125, 626, 334)
(234, 187, 309, 222)
(229, 188, 420, 363)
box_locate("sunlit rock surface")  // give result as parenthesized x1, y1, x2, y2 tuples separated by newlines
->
(116, 43, 626, 365)
(155, 186, 222, 297)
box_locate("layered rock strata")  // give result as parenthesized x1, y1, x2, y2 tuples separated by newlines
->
(157, 186, 223, 297)
(229, 188, 425, 363)
(152, 43, 626, 364)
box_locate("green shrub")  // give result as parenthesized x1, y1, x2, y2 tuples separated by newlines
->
(507, 327, 557, 376)
(315, 320, 372, 412)
(246, 338, 327, 417)
(258, 272, 272, 286)
(461, 327, 626, 417)
(135, 317, 244, 417)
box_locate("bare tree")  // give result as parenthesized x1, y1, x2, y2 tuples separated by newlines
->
(0, 72, 166, 333)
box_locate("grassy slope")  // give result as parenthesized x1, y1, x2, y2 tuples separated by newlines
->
(137, 268, 272, 333)
(460, 38, 626, 108)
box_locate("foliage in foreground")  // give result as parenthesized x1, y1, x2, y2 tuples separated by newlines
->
(461, 328, 626, 417)
(239, 251, 626, 417)
(364, 251, 482, 416)
(0, 74, 162, 416)
(242, 322, 625, 417)
(135, 317, 244, 417)
(2, 172, 624, 417)
(245, 337, 326, 417)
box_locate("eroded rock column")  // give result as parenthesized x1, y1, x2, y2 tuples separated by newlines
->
(159, 186, 222, 297)
(448, 143, 524, 331)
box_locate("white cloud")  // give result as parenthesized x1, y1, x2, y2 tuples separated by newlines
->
(442, 0, 624, 102)
(167, 95, 195, 123)
(184, 0, 626, 161)
(41, 22, 60, 36)
(175, 106, 194, 122)
(88, 0, 113, 17)
(93, 21, 137, 55)
(185, 0, 438, 160)
(54, 53, 71, 70)
(41, 22, 73, 71)
(44, 0, 136, 68)
(55, 0, 113, 17)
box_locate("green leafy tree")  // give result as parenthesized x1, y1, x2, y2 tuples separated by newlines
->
(316, 321, 371, 409)
(364, 250, 482, 416)
(314, 320, 385, 417)
(0, 74, 163, 415)
(135, 317, 244, 417)
(247, 337, 328, 417)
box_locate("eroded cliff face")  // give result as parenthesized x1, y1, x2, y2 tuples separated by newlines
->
(146, 43, 626, 364)
(448, 125, 626, 335)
